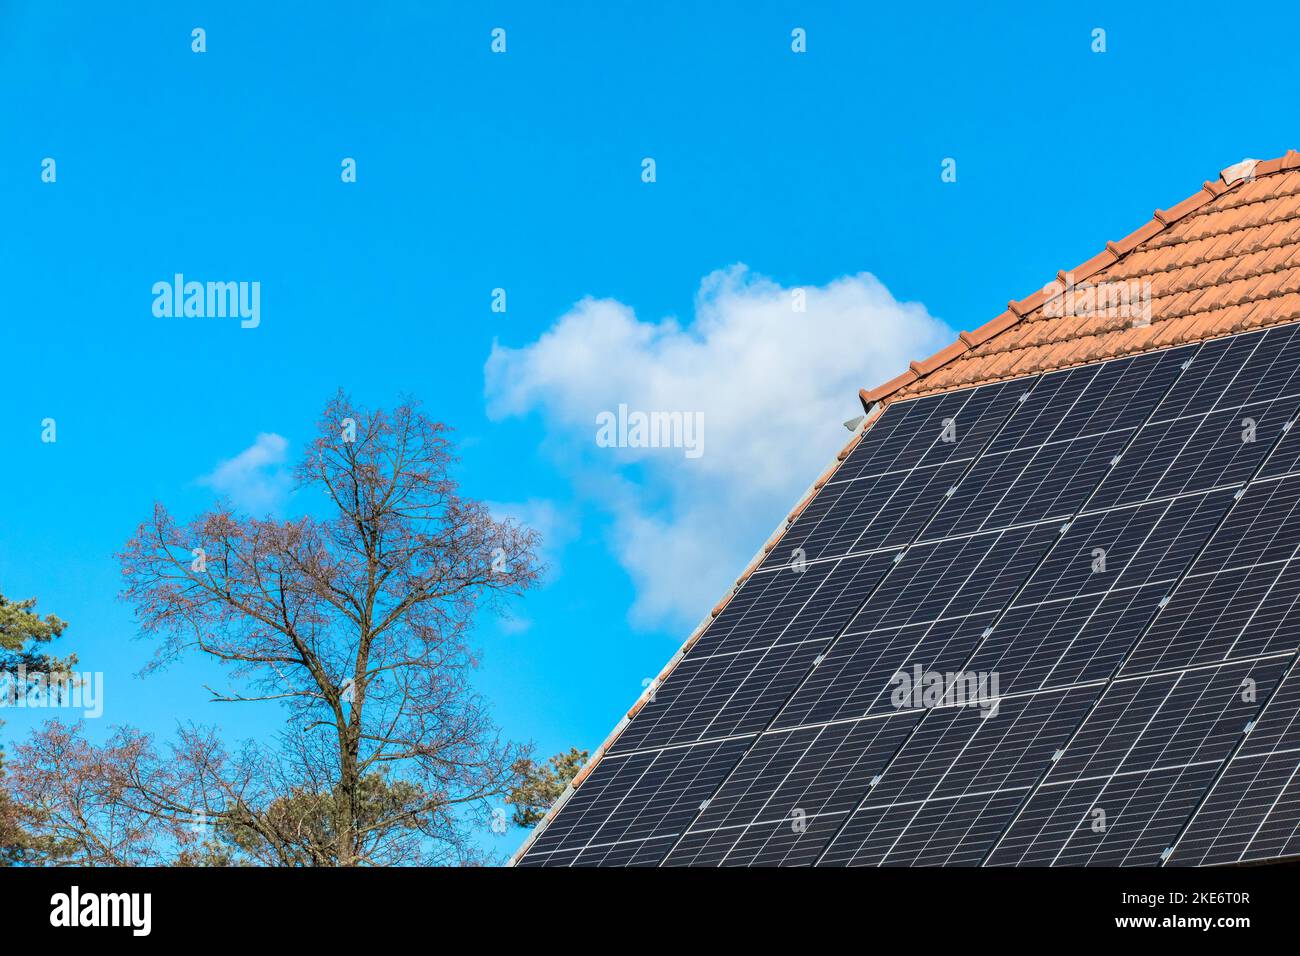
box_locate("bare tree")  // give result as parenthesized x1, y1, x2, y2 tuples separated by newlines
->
(10, 393, 541, 866)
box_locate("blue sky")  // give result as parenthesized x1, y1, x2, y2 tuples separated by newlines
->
(3, 1, 1299, 861)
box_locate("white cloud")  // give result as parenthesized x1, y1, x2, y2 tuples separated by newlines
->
(198, 432, 292, 515)
(484, 265, 952, 630)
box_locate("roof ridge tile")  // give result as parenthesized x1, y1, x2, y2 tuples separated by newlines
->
(862, 150, 1300, 410)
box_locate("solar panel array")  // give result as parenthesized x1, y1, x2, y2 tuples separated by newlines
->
(516, 324, 1300, 866)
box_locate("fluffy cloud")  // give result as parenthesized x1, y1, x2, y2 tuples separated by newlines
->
(198, 432, 292, 515)
(485, 265, 951, 629)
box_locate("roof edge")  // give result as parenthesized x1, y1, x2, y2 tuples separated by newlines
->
(860, 149, 1300, 412)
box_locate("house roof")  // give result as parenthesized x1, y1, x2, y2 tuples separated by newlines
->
(861, 150, 1300, 407)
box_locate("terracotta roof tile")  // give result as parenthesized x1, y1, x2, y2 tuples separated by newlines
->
(866, 153, 1300, 406)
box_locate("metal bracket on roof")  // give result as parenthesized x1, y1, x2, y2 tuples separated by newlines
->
(868, 775, 882, 787)
(1018, 393, 1029, 403)
(1284, 420, 1295, 433)
(1109, 455, 1122, 467)
(698, 799, 710, 811)
(893, 552, 905, 563)
(1244, 720, 1255, 734)
(1059, 522, 1072, 534)
(1181, 360, 1192, 371)
(1234, 488, 1246, 500)
(1158, 596, 1171, 608)
(981, 628, 993, 639)
(1050, 749, 1063, 762)
(945, 486, 957, 497)
(1160, 847, 1174, 861)
(812, 654, 825, 667)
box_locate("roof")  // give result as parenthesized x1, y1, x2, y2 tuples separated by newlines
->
(861, 150, 1300, 407)
(510, 150, 1300, 866)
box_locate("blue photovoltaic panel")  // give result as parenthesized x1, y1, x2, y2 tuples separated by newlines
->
(662, 713, 920, 866)
(964, 489, 1236, 697)
(686, 554, 847, 658)
(1145, 333, 1263, 420)
(1087, 400, 1291, 510)
(1118, 475, 1300, 677)
(516, 736, 751, 866)
(818, 686, 1102, 866)
(607, 550, 897, 753)
(922, 348, 1188, 539)
(767, 381, 1028, 563)
(1167, 664, 1300, 865)
(773, 521, 1061, 729)
(831, 383, 1020, 482)
(773, 459, 968, 562)
(985, 658, 1287, 866)
(517, 324, 1300, 867)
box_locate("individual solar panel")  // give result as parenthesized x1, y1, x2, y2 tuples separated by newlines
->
(984, 763, 1224, 867)
(517, 324, 1300, 867)
(685, 556, 842, 657)
(923, 348, 1188, 539)
(516, 736, 751, 867)
(965, 490, 1236, 697)
(1148, 332, 1263, 420)
(662, 713, 919, 866)
(1118, 475, 1300, 677)
(832, 382, 1023, 482)
(774, 461, 966, 561)
(1087, 400, 1297, 510)
(1166, 662, 1300, 865)
(1166, 751, 1300, 866)
(1213, 321, 1300, 408)
(818, 686, 1102, 866)
(984, 657, 1287, 866)
(608, 550, 897, 753)
(773, 522, 1061, 728)
(770, 380, 1028, 562)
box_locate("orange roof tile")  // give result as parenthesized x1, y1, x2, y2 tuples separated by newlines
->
(861, 151, 1300, 409)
